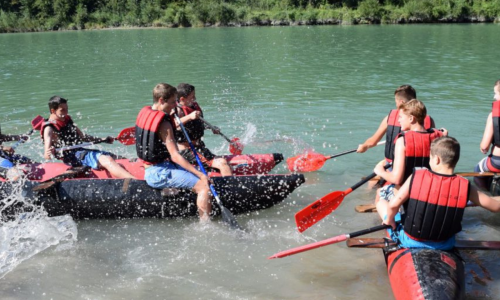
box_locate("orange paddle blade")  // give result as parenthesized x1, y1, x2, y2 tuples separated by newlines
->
(229, 137, 244, 155)
(117, 127, 135, 145)
(295, 190, 347, 233)
(268, 234, 348, 259)
(286, 152, 327, 172)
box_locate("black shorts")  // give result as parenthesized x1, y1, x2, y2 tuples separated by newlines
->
(179, 145, 216, 169)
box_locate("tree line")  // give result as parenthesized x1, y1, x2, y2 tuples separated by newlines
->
(1, 0, 499, 33)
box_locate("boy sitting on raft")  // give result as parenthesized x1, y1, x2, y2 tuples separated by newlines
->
(136, 83, 212, 221)
(475, 79, 500, 190)
(373, 99, 445, 203)
(174, 83, 233, 176)
(357, 85, 435, 162)
(42, 96, 135, 179)
(0, 127, 33, 180)
(380, 136, 500, 250)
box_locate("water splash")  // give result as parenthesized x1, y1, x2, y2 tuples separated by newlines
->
(0, 177, 78, 278)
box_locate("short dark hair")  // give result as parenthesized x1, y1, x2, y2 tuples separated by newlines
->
(431, 136, 460, 168)
(176, 83, 195, 101)
(394, 85, 417, 103)
(48, 96, 68, 111)
(153, 83, 177, 103)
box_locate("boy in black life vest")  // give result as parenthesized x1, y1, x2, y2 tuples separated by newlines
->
(380, 136, 500, 250)
(475, 79, 500, 190)
(43, 96, 135, 179)
(373, 99, 445, 204)
(136, 83, 211, 221)
(357, 85, 435, 163)
(174, 83, 233, 176)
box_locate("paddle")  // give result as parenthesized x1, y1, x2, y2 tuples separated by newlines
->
(200, 118, 243, 155)
(7, 115, 45, 150)
(174, 114, 242, 230)
(295, 164, 391, 233)
(32, 166, 90, 191)
(268, 224, 392, 259)
(287, 141, 386, 173)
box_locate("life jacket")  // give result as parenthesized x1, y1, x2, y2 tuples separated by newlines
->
(135, 106, 174, 164)
(41, 115, 83, 161)
(492, 101, 500, 147)
(385, 109, 433, 162)
(175, 102, 205, 143)
(403, 168, 469, 241)
(399, 129, 443, 183)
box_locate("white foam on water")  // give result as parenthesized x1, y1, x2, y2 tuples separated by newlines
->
(0, 177, 78, 278)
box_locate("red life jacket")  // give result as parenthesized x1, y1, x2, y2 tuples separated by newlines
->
(404, 168, 469, 241)
(135, 106, 174, 164)
(40, 115, 83, 147)
(399, 129, 443, 183)
(385, 109, 433, 162)
(175, 102, 205, 143)
(492, 101, 500, 146)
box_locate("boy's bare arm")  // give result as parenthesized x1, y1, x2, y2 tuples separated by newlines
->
(480, 113, 493, 154)
(357, 116, 388, 153)
(469, 185, 500, 212)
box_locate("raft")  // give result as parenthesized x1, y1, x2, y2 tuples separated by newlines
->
(1, 173, 305, 219)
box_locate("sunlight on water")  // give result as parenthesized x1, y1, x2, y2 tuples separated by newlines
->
(0, 178, 77, 279)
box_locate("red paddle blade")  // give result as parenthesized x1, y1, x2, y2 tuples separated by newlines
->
(295, 190, 346, 233)
(229, 137, 243, 155)
(116, 127, 136, 145)
(31, 115, 44, 131)
(268, 234, 347, 259)
(286, 152, 327, 172)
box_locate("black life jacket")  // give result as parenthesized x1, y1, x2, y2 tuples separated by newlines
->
(41, 115, 83, 161)
(175, 103, 205, 143)
(492, 101, 500, 147)
(135, 106, 174, 164)
(399, 129, 443, 184)
(404, 168, 469, 241)
(385, 109, 433, 162)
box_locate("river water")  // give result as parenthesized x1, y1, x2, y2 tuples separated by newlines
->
(1, 24, 500, 299)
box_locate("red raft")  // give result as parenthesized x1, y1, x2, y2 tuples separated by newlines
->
(12, 153, 283, 181)
(348, 238, 465, 300)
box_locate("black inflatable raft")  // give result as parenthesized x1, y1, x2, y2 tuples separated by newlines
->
(1, 174, 305, 219)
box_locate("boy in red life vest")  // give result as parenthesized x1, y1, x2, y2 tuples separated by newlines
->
(357, 85, 435, 162)
(136, 83, 211, 221)
(174, 83, 233, 176)
(42, 96, 135, 179)
(380, 136, 500, 250)
(475, 79, 500, 190)
(373, 99, 446, 204)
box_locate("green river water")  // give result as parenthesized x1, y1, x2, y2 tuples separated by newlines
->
(0, 24, 499, 299)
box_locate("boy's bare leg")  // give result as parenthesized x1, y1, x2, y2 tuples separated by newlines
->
(211, 158, 233, 176)
(193, 177, 211, 221)
(98, 155, 135, 179)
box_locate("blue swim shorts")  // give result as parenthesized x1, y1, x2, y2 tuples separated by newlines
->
(144, 161, 199, 189)
(379, 184, 396, 201)
(385, 213, 455, 250)
(0, 157, 14, 168)
(77, 150, 112, 170)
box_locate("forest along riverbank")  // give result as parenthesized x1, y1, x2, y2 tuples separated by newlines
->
(1, 0, 500, 33)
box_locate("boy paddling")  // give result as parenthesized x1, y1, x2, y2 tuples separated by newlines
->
(380, 137, 500, 250)
(373, 99, 445, 203)
(174, 83, 233, 176)
(42, 96, 135, 179)
(475, 79, 500, 189)
(135, 83, 211, 221)
(357, 85, 435, 162)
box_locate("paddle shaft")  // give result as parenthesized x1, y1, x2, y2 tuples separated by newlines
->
(269, 224, 391, 259)
(11, 129, 34, 150)
(325, 141, 386, 160)
(200, 118, 237, 145)
(174, 114, 241, 229)
(56, 140, 107, 152)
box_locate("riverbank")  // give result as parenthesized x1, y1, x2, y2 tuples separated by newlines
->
(1, 0, 500, 33)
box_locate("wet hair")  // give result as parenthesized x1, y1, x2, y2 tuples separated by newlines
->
(399, 99, 427, 125)
(394, 85, 417, 103)
(48, 96, 68, 111)
(176, 83, 195, 101)
(153, 83, 177, 103)
(431, 136, 460, 168)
